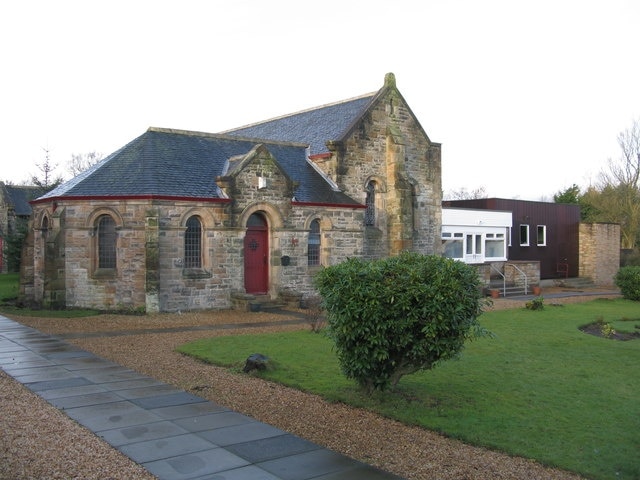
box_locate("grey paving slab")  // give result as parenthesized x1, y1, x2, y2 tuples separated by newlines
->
(115, 383, 188, 400)
(11, 366, 79, 383)
(58, 357, 119, 370)
(0, 348, 33, 358)
(0, 345, 29, 354)
(64, 400, 163, 431)
(1, 358, 55, 371)
(43, 350, 95, 359)
(257, 449, 359, 480)
(313, 465, 407, 479)
(26, 376, 93, 392)
(173, 411, 256, 433)
(130, 392, 207, 410)
(0, 315, 405, 480)
(21, 342, 68, 352)
(117, 432, 218, 463)
(195, 421, 286, 446)
(225, 434, 321, 463)
(150, 401, 229, 420)
(99, 420, 191, 447)
(79, 365, 149, 383)
(49, 390, 124, 409)
(14, 336, 59, 344)
(191, 465, 281, 480)
(143, 447, 249, 480)
(38, 383, 109, 400)
(96, 377, 165, 391)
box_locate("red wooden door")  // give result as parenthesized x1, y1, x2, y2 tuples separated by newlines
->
(244, 223, 268, 294)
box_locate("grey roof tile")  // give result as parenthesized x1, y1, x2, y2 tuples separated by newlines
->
(37, 86, 383, 207)
(39, 129, 359, 206)
(4, 185, 39, 216)
(221, 94, 376, 155)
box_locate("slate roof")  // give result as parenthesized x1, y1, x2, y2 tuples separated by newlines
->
(37, 129, 360, 206)
(221, 93, 376, 155)
(2, 184, 39, 216)
(36, 85, 384, 206)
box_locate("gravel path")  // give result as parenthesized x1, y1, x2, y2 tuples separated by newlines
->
(2, 291, 615, 480)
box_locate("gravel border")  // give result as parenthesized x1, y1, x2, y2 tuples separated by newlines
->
(2, 291, 615, 480)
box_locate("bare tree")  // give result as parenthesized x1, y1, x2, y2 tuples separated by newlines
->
(584, 118, 640, 249)
(444, 186, 487, 201)
(601, 119, 640, 189)
(67, 151, 103, 177)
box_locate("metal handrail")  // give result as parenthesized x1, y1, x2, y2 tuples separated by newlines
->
(557, 262, 569, 278)
(489, 264, 506, 297)
(506, 263, 528, 295)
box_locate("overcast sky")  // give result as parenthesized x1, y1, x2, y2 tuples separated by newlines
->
(2, 0, 638, 201)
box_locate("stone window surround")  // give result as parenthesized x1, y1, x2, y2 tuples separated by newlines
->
(86, 208, 123, 279)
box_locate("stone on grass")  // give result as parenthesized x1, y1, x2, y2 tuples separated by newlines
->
(243, 353, 269, 373)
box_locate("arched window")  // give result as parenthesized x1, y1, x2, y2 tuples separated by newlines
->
(97, 215, 116, 269)
(364, 181, 376, 226)
(41, 216, 49, 239)
(308, 219, 321, 266)
(184, 216, 202, 268)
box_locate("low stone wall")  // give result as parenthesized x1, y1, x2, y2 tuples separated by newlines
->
(475, 260, 540, 288)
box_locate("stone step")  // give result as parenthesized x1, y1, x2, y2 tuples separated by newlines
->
(249, 300, 287, 311)
(553, 277, 596, 289)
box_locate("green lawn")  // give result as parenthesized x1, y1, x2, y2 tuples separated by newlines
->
(0, 273, 19, 301)
(0, 273, 99, 317)
(178, 298, 640, 480)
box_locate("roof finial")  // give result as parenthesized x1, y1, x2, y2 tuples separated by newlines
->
(384, 72, 396, 88)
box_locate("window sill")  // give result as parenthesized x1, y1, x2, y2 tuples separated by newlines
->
(182, 268, 212, 279)
(93, 268, 116, 279)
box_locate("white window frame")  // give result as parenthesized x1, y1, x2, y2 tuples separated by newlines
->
(519, 224, 530, 247)
(537, 225, 547, 246)
(441, 231, 464, 259)
(485, 232, 507, 260)
(442, 228, 507, 263)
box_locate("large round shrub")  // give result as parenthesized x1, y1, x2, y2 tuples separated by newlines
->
(314, 252, 486, 393)
(614, 266, 640, 301)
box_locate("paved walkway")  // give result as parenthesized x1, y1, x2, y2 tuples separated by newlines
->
(0, 315, 404, 480)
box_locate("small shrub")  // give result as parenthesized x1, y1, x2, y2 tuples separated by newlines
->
(595, 316, 616, 338)
(525, 296, 544, 310)
(614, 266, 640, 301)
(302, 295, 325, 333)
(314, 252, 487, 393)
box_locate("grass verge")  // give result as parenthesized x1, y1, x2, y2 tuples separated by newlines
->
(0, 273, 99, 317)
(178, 298, 640, 480)
(0, 273, 19, 302)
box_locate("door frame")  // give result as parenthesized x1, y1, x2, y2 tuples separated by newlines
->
(244, 213, 269, 294)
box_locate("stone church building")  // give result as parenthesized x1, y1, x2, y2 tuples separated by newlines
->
(22, 73, 443, 312)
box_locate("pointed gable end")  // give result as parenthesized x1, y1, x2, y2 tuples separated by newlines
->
(332, 72, 433, 148)
(216, 144, 297, 206)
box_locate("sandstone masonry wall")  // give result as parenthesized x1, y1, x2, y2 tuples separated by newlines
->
(579, 222, 620, 286)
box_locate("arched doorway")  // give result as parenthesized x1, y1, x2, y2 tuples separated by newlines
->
(244, 212, 269, 294)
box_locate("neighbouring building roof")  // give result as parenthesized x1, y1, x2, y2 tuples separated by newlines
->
(2, 184, 39, 216)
